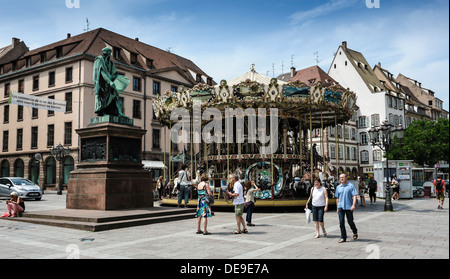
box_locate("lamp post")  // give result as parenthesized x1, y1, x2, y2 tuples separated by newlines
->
(369, 119, 405, 211)
(50, 143, 70, 195)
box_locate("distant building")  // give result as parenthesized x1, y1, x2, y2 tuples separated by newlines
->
(0, 28, 214, 189)
(396, 74, 449, 121)
(328, 41, 405, 177)
(373, 63, 431, 128)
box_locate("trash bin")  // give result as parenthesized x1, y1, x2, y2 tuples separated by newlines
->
(424, 186, 432, 198)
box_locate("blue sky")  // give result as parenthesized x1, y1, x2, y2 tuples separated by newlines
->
(1, 0, 449, 110)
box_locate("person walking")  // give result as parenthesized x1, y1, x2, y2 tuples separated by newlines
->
(358, 177, 367, 207)
(335, 173, 358, 243)
(244, 180, 260, 227)
(156, 176, 163, 200)
(195, 174, 212, 235)
(434, 176, 446, 209)
(368, 176, 378, 205)
(391, 175, 400, 201)
(226, 175, 247, 234)
(306, 178, 328, 238)
(177, 165, 191, 207)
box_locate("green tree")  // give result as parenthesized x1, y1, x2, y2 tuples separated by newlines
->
(390, 118, 449, 166)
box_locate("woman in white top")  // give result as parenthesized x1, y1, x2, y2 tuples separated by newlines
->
(306, 178, 329, 238)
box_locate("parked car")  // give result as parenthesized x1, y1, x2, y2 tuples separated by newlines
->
(0, 177, 43, 200)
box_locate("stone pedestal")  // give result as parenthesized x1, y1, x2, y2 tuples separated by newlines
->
(67, 117, 153, 210)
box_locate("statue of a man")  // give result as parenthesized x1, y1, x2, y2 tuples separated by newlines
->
(93, 47, 129, 117)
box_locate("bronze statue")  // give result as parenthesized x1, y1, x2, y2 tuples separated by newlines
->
(93, 47, 129, 117)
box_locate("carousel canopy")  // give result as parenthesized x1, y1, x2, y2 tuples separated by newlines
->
(152, 64, 358, 129)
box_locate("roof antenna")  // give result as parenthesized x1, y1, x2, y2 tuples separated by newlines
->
(291, 55, 294, 67)
(84, 18, 90, 32)
(314, 51, 321, 65)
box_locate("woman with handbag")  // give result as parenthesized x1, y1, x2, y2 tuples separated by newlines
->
(196, 174, 212, 235)
(244, 180, 260, 227)
(306, 178, 328, 238)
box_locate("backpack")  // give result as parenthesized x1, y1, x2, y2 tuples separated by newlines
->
(435, 179, 443, 191)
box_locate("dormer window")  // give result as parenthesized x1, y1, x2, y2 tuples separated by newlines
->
(146, 58, 154, 69)
(113, 47, 121, 60)
(130, 52, 137, 65)
(56, 46, 63, 58)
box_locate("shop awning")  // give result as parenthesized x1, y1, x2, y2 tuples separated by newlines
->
(142, 160, 165, 169)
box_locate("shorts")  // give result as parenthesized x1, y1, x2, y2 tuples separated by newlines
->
(312, 205, 325, 222)
(234, 204, 245, 216)
(436, 192, 445, 201)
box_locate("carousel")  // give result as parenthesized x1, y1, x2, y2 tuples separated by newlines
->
(154, 65, 357, 207)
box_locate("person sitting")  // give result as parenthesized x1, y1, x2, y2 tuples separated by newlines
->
(6, 192, 25, 217)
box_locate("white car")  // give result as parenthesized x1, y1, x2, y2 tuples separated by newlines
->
(0, 177, 43, 200)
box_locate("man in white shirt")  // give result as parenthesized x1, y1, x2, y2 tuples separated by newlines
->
(227, 175, 248, 234)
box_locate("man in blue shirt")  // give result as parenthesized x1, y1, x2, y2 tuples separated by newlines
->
(335, 173, 358, 243)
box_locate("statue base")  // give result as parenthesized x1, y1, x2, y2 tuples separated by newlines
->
(66, 120, 152, 210)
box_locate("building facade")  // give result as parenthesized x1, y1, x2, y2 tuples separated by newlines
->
(0, 28, 214, 189)
(328, 42, 405, 177)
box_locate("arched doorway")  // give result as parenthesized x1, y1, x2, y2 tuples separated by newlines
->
(29, 158, 40, 185)
(14, 159, 24, 177)
(63, 156, 75, 185)
(1, 160, 10, 177)
(46, 157, 57, 185)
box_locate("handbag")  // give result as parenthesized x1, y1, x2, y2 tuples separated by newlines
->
(305, 208, 312, 224)
(205, 194, 215, 205)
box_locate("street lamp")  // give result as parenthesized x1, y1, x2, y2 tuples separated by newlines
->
(369, 119, 405, 211)
(50, 143, 70, 195)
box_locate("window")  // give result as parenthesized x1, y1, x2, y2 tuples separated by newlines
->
(130, 53, 137, 65)
(4, 83, 10, 98)
(18, 80, 24, 93)
(371, 114, 380, 127)
(33, 75, 39, 91)
(48, 96, 55, 116)
(359, 116, 367, 128)
(171, 85, 178, 92)
(65, 92, 72, 112)
(132, 100, 141, 119)
(351, 147, 357, 160)
(16, 128, 23, 150)
(32, 108, 38, 119)
(133, 77, 141, 91)
(40, 52, 46, 63)
(351, 128, 356, 140)
(113, 47, 121, 60)
(387, 96, 392, 107)
(360, 132, 368, 145)
(56, 46, 63, 58)
(146, 58, 154, 69)
(152, 129, 160, 149)
(64, 122, 72, 145)
(3, 105, 9, 123)
(49, 71, 55, 87)
(119, 97, 125, 114)
(2, 131, 8, 151)
(47, 124, 54, 147)
(153, 81, 161, 95)
(338, 145, 343, 160)
(330, 145, 336, 159)
(66, 67, 73, 83)
(17, 105, 23, 121)
(346, 146, 350, 160)
(31, 127, 38, 149)
(360, 150, 369, 164)
(373, 150, 382, 161)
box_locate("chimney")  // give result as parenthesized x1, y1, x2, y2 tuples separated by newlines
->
(342, 41, 347, 50)
(67, 33, 71, 38)
(12, 37, 20, 47)
(135, 38, 139, 41)
(290, 67, 296, 78)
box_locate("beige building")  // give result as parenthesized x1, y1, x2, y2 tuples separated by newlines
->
(0, 28, 214, 189)
(396, 73, 449, 121)
(373, 63, 431, 128)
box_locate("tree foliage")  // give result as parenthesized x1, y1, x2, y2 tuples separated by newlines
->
(389, 118, 449, 166)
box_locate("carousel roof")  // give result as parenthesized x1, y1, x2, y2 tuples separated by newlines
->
(226, 64, 287, 87)
(152, 64, 358, 128)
